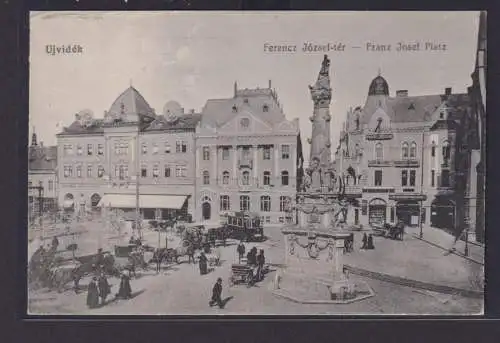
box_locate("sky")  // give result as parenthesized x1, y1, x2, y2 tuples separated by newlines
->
(30, 11, 480, 160)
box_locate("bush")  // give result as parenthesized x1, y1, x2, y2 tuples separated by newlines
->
(149, 220, 158, 228)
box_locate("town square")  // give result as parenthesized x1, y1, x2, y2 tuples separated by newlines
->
(27, 11, 485, 315)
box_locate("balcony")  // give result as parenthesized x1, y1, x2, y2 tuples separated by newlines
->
(368, 160, 392, 167)
(394, 159, 420, 168)
(365, 132, 394, 141)
(238, 159, 253, 169)
(362, 186, 395, 193)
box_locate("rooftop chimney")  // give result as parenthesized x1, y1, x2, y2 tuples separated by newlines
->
(445, 87, 452, 96)
(396, 90, 408, 97)
(268, 80, 272, 89)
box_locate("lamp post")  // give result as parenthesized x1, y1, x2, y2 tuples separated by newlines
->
(464, 228, 469, 257)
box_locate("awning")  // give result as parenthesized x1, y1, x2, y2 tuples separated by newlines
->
(97, 194, 187, 210)
(63, 200, 74, 208)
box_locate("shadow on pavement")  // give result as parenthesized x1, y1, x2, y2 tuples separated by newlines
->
(221, 296, 234, 308)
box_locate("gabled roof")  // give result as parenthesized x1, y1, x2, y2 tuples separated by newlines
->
(29, 145, 57, 171)
(201, 87, 286, 129)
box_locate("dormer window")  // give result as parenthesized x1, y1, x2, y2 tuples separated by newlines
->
(375, 117, 382, 132)
(240, 118, 250, 130)
(232, 105, 238, 113)
(439, 111, 445, 119)
(263, 104, 269, 112)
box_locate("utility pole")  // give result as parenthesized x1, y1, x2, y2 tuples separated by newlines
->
(419, 131, 425, 239)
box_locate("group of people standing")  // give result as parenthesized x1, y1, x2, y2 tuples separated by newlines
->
(237, 242, 266, 282)
(86, 272, 133, 309)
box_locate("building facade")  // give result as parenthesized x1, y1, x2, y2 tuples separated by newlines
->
(335, 75, 470, 232)
(464, 11, 486, 243)
(56, 86, 199, 221)
(28, 131, 58, 220)
(195, 82, 303, 226)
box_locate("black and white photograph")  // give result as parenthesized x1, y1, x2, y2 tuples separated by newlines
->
(27, 11, 485, 315)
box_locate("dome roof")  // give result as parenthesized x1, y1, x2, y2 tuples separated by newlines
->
(368, 75, 389, 96)
(106, 86, 155, 123)
(163, 100, 183, 116)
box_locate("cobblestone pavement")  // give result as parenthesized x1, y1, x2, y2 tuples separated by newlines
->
(28, 226, 483, 315)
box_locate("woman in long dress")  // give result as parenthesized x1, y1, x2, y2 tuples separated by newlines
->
(86, 277, 99, 309)
(116, 273, 132, 299)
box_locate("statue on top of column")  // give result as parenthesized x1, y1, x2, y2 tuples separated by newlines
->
(309, 55, 332, 103)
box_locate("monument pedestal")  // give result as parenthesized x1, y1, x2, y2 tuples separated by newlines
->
(275, 228, 373, 304)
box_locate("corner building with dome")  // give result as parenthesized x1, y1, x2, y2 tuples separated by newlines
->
(335, 74, 471, 233)
(56, 86, 200, 221)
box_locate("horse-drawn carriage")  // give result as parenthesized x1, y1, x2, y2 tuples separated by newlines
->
(372, 222, 404, 240)
(222, 212, 264, 242)
(229, 262, 269, 287)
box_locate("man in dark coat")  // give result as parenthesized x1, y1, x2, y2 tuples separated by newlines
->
(361, 233, 368, 249)
(86, 277, 99, 309)
(237, 241, 245, 263)
(256, 249, 265, 281)
(367, 234, 375, 250)
(116, 273, 132, 299)
(209, 277, 223, 308)
(98, 272, 111, 306)
(199, 252, 208, 275)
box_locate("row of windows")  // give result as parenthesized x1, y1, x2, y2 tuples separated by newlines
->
(62, 165, 188, 179)
(372, 141, 450, 160)
(372, 169, 450, 187)
(28, 180, 55, 191)
(219, 195, 291, 212)
(202, 145, 291, 161)
(62, 141, 189, 157)
(63, 144, 104, 156)
(203, 171, 290, 186)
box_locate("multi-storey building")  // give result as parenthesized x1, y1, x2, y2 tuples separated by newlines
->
(56, 86, 200, 221)
(28, 131, 58, 218)
(195, 82, 303, 226)
(464, 11, 486, 243)
(335, 74, 470, 231)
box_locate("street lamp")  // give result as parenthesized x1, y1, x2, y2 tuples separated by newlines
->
(464, 228, 469, 257)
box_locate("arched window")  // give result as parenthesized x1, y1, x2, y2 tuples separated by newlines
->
(240, 195, 250, 211)
(203, 170, 210, 185)
(442, 141, 451, 159)
(242, 171, 250, 185)
(281, 171, 289, 186)
(375, 142, 383, 160)
(260, 195, 271, 212)
(401, 142, 409, 159)
(222, 171, 230, 185)
(263, 171, 271, 186)
(220, 195, 230, 211)
(409, 142, 417, 158)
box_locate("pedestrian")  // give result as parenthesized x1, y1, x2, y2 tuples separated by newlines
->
(237, 241, 245, 263)
(155, 248, 162, 273)
(257, 249, 265, 281)
(86, 277, 99, 309)
(199, 251, 208, 275)
(209, 277, 224, 308)
(367, 234, 375, 250)
(116, 272, 132, 299)
(51, 236, 59, 250)
(361, 233, 368, 249)
(98, 272, 111, 306)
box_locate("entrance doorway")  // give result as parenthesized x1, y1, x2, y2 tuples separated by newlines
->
(431, 198, 455, 230)
(202, 202, 211, 221)
(354, 208, 359, 225)
(396, 200, 420, 226)
(368, 198, 386, 225)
